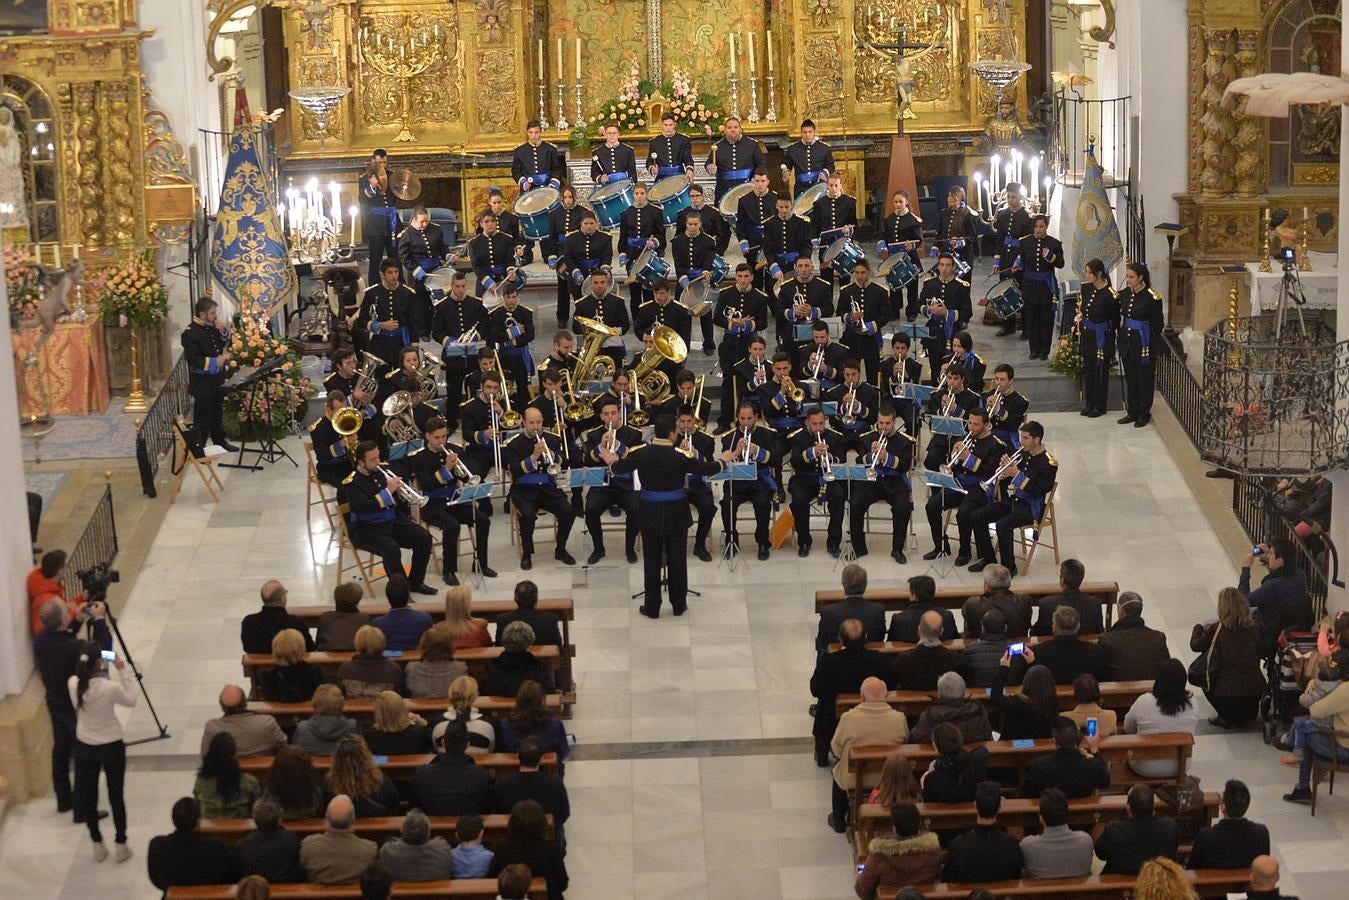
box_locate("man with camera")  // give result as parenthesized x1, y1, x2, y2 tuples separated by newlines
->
(1240, 539, 1313, 646)
(27, 549, 88, 635)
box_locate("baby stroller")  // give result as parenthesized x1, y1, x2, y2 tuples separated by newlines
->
(1260, 626, 1323, 745)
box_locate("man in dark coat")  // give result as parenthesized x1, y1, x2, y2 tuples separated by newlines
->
(1014, 607, 1105, 685)
(809, 619, 896, 767)
(1093, 784, 1180, 875)
(494, 579, 562, 647)
(887, 575, 958, 643)
(816, 563, 886, 655)
(960, 565, 1031, 638)
(148, 798, 242, 896)
(1022, 718, 1110, 799)
(1099, 592, 1170, 682)
(1031, 559, 1104, 636)
(894, 611, 961, 691)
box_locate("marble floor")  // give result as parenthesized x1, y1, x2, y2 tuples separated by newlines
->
(4, 295, 1346, 899)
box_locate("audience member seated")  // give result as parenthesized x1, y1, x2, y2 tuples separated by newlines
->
(895, 610, 961, 691)
(1099, 591, 1170, 682)
(1093, 783, 1179, 875)
(236, 797, 301, 884)
(810, 618, 897, 767)
(363, 690, 433, 756)
(1030, 560, 1102, 636)
(236, 874, 271, 900)
(958, 609, 1010, 688)
(1137, 857, 1198, 899)
(887, 575, 958, 643)
(991, 659, 1058, 740)
(495, 579, 564, 646)
(818, 564, 886, 654)
(488, 800, 569, 900)
(865, 752, 920, 809)
(372, 576, 434, 652)
(316, 582, 370, 651)
(495, 735, 571, 848)
(960, 565, 1030, 638)
(147, 797, 242, 897)
(451, 814, 496, 878)
(327, 734, 402, 816)
(494, 863, 535, 900)
(829, 677, 909, 833)
(258, 628, 325, 703)
(261, 746, 326, 819)
(919, 722, 985, 803)
(908, 671, 993, 745)
(496, 680, 570, 774)
(1284, 677, 1349, 806)
(481, 621, 555, 697)
(300, 794, 378, 885)
(1019, 788, 1094, 879)
(292, 684, 359, 755)
(853, 801, 942, 899)
(1062, 674, 1118, 738)
(405, 623, 468, 698)
(1191, 587, 1266, 729)
(195, 732, 263, 818)
(413, 721, 494, 815)
(433, 674, 497, 754)
(1188, 779, 1269, 870)
(942, 781, 1023, 884)
(202, 685, 286, 757)
(1239, 538, 1313, 646)
(241, 580, 316, 655)
(359, 862, 394, 900)
(339, 626, 407, 698)
(1247, 855, 1297, 900)
(1012, 606, 1104, 685)
(378, 808, 454, 882)
(444, 584, 492, 649)
(1023, 717, 1110, 799)
(1123, 658, 1198, 778)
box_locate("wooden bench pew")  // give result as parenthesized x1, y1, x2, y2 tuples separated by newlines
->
(168, 879, 547, 900)
(835, 680, 1153, 718)
(874, 869, 1252, 899)
(197, 813, 551, 847)
(241, 647, 562, 698)
(827, 634, 1099, 654)
(246, 694, 562, 729)
(815, 581, 1121, 625)
(238, 751, 558, 787)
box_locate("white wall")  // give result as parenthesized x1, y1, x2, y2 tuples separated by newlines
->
(0, 261, 38, 696)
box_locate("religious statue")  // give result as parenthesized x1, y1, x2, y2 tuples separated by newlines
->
(981, 99, 1029, 156)
(0, 106, 30, 230)
(1296, 45, 1340, 158)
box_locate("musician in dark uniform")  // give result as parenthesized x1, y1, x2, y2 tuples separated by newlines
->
(922, 366, 981, 515)
(581, 399, 644, 566)
(730, 335, 771, 419)
(561, 212, 613, 294)
(656, 370, 710, 423)
(181, 297, 235, 452)
(678, 185, 731, 254)
(922, 409, 1006, 564)
(602, 414, 724, 618)
(338, 440, 437, 594)
(787, 407, 847, 558)
(486, 286, 535, 410)
(504, 407, 578, 570)
(529, 368, 571, 434)
(536, 331, 579, 389)
(591, 122, 639, 186)
(991, 184, 1033, 336)
(778, 258, 834, 360)
(837, 259, 888, 382)
(824, 359, 878, 456)
(310, 392, 356, 487)
(647, 113, 695, 180)
(512, 120, 566, 193)
(1117, 262, 1165, 428)
(941, 331, 987, 388)
(880, 189, 924, 320)
(670, 210, 718, 355)
(782, 119, 835, 193)
(324, 350, 381, 443)
(969, 420, 1058, 575)
(458, 371, 507, 479)
(735, 170, 777, 292)
(918, 253, 972, 384)
(983, 363, 1030, 448)
(936, 186, 979, 280)
(462, 347, 500, 402)
(571, 270, 630, 370)
(714, 265, 770, 426)
(359, 149, 399, 287)
(876, 333, 924, 438)
(431, 271, 486, 433)
(811, 174, 857, 291)
(374, 346, 424, 411)
(618, 182, 667, 318)
(396, 205, 449, 339)
(673, 405, 718, 562)
(545, 187, 588, 328)
(796, 321, 846, 391)
(706, 116, 766, 203)
(1076, 258, 1119, 418)
(764, 195, 813, 289)
(1017, 215, 1065, 360)
(849, 405, 916, 564)
(634, 281, 691, 388)
(409, 417, 496, 583)
(720, 401, 777, 561)
(477, 189, 534, 266)
(468, 212, 523, 298)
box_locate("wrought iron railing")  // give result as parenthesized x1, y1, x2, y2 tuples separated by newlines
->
(60, 483, 119, 596)
(1048, 91, 1131, 189)
(1230, 476, 1330, 620)
(1122, 169, 1146, 265)
(135, 354, 192, 497)
(1154, 330, 1203, 447)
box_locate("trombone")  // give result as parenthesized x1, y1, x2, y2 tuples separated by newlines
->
(628, 381, 648, 427)
(492, 349, 522, 429)
(560, 368, 594, 425)
(690, 374, 707, 429)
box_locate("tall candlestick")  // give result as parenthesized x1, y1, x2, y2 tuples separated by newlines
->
(1027, 157, 1039, 203)
(972, 171, 983, 212)
(348, 205, 357, 245)
(557, 37, 563, 81)
(728, 34, 736, 74)
(575, 38, 581, 80)
(767, 32, 774, 71)
(1004, 162, 1012, 191)
(990, 155, 1000, 195)
(329, 182, 341, 225)
(537, 39, 543, 81)
(748, 33, 756, 73)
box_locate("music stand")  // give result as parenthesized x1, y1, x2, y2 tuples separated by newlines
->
(920, 468, 965, 579)
(712, 461, 759, 572)
(564, 466, 609, 562)
(450, 482, 496, 590)
(830, 464, 875, 571)
(892, 322, 928, 340)
(388, 439, 425, 461)
(220, 356, 297, 471)
(928, 415, 966, 437)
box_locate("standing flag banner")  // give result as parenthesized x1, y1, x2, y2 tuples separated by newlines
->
(1071, 146, 1124, 281)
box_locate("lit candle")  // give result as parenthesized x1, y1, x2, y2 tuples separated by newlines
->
(329, 182, 341, 225)
(767, 32, 774, 71)
(728, 33, 736, 75)
(557, 37, 563, 81)
(1043, 176, 1052, 204)
(748, 33, 756, 74)
(276, 203, 286, 233)
(1303, 206, 1309, 222)
(349, 205, 358, 245)
(990, 154, 1000, 194)
(537, 39, 543, 81)
(575, 38, 581, 81)
(54, 243, 60, 268)
(972, 171, 983, 211)
(1027, 157, 1039, 202)
(1004, 161, 1012, 191)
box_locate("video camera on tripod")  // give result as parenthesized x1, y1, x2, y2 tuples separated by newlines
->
(77, 562, 120, 601)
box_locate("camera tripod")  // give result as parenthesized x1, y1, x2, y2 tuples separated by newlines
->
(96, 596, 171, 747)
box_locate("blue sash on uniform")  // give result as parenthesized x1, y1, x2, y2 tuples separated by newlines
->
(1003, 236, 1021, 249)
(625, 236, 648, 248)
(484, 264, 507, 278)
(1124, 317, 1152, 361)
(351, 507, 396, 525)
(579, 258, 603, 274)
(719, 167, 753, 183)
(500, 344, 536, 376)
(1014, 483, 1045, 522)
(1081, 320, 1110, 377)
(796, 170, 824, 186)
(657, 165, 685, 178)
(640, 488, 687, 503)
(525, 172, 550, 189)
(517, 472, 553, 486)
(747, 224, 765, 238)
(776, 251, 800, 266)
(1024, 270, 1058, 296)
(413, 257, 439, 280)
(604, 172, 630, 183)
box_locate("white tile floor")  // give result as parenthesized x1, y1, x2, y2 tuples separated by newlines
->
(3, 404, 1346, 898)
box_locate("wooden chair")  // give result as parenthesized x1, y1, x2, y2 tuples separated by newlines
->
(334, 502, 383, 598)
(1014, 483, 1060, 570)
(1309, 725, 1347, 815)
(506, 476, 559, 553)
(303, 440, 342, 525)
(169, 418, 224, 503)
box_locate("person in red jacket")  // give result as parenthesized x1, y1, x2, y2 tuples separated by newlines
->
(28, 550, 85, 635)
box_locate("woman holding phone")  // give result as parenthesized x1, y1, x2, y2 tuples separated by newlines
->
(69, 640, 137, 862)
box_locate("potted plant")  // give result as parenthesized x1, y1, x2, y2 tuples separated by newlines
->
(98, 249, 169, 412)
(4, 242, 41, 329)
(221, 318, 315, 441)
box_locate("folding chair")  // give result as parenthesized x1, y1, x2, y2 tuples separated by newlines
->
(334, 502, 384, 598)
(303, 441, 343, 537)
(1015, 484, 1060, 571)
(170, 418, 224, 503)
(1310, 726, 1347, 816)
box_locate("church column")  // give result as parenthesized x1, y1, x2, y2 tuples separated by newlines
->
(1325, 36, 1349, 617)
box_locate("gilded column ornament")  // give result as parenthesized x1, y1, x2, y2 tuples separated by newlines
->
(1198, 29, 1235, 198)
(73, 83, 104, 249)
(103, 82, 138, 245)
(143, 87, 195, 245)
(475, 48, 517, 134)
(1229, 30, 1262, 198)
(803, 35, 844, 119)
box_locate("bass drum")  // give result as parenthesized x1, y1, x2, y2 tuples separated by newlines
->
(717, 182, 754, 221)
(985, 279, 1024, 321)
(876, 252, 919, 290)
(648, 175, 693, 227)
(514, 186, 560, 240)
(589, 178, 635, 229)
(791, 182, 828, 220)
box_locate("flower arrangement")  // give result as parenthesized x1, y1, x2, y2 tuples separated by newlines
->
(1047, 330, 1085, 380)
(580, 65, 726, 141)
(97, 250, 169, 331)
(222, 318, 315, 440)
(4, 242, 41, 325)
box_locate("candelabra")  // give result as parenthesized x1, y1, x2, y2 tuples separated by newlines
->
(747, 74, 760, 123)
(536, 84, 551, 131)
(1298, 218, 1312, 271)
(727, 74, 741, 119)
(765, 72, 778, 122)
(555, 83, 569, 131)
(573, 82, 586, 128)
(1259, 208, 1273, 273)
(293, 216, 342, 264)
(358, 17, 445, 143)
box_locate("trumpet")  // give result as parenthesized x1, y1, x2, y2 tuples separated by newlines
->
(980, 449, 1024, 490)
(779, 373, 805, 403)
(678, 428, 697, 459)
(601, 422, 619, 454)
(805, 347, 825, 382)
(377, 464, 428, 508)
(740, 426, 753, 464)
(942, 432, 975, 473)
(536, 431, 562, 476)
(816, 437, 836, 482)
(986, 389, 1004, 420)
(752, 357, 767, 387)
(867, 433, 888, 478)
(448, 451, 482, 486)
(452, 324, 480, 346)
(889, 359, 908, 398)
(841, 389, 859, 426)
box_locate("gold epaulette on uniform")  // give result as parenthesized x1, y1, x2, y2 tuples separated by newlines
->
(341, 472, 357, 484)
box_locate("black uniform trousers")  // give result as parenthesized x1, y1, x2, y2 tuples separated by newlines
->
(850, 478, 912, 554)
(788, 475, 845, 549)
(441, 357, 471, 427)
(1120, 335, 1156, 420)
(634, 498, 695, 614)
(421, 500, 492, 575)
(721, 481, 773, 549)
(367, 229, 396, 286)
(189, 378, 227, 445)
(409, 284, 434, 341)
(971, 498, 1036, 568)
(688, 486, 716, 548)
(841, 334, 882, 385)
(901, 276, 921, 321)
(1080, 328, 1115, 414)
(511, 483, 576, 556)
(925, 484, 988, 553)
(369, 332, 407, 368)
(1022, 280, 1056, 359)
(555, 275, 578, 327)
(584, 484, 639, 555)
(316, 462, 350, 489)
(351, 518, 433, 586)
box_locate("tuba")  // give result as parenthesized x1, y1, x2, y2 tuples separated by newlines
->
(356, 351, 385, 397)
(331, 406, 364, 460)
(572, 315, 619, 385)
(381, 391, 421, 444)
(631, 323, 688, 407)
(414, 354, 439, 399)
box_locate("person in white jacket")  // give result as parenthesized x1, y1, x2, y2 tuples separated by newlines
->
(68, 640, 137, 862)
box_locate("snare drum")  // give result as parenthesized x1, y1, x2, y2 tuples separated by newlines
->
(986, 280, 1024, 320)
(483, 268, 530, 310)
(514, 186, 560, 240)
(708, 255, 730, 284)
(683, 277, 715, 317)
(589, 179, 635, 229)
(631, 248, 673, 290)
(424, 269, 456, 302)
(717, 183, 754, 221)
(792, 183, 828, 220)
(822, 237, 866, 272)
(648, 176, 692, 227)
(876, 253, 919, 291)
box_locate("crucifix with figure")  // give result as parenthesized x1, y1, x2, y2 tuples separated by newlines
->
(866, 20, 946, 216)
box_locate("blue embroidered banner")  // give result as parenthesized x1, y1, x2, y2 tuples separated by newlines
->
(1071, 147, 1124, 281)
(209, 127, 295, 322)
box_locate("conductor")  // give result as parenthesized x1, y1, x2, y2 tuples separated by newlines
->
(600, 415, 724, 619)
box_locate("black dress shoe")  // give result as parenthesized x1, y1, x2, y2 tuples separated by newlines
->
(693, 545, 712, 562)
(1134, 417, 1150, 428)
(892, 550, 907, 564)
(520, 554, 532, 570)
(555, 549, 577, 565)
(702, 344, 715, 356)
(798, 544, 810, 558)
(854, 547, 868, 558)
(1117, 414, 1136, 425)
(410, 583, 438, 596)
(1080, 408, 1092, 416)
(757, 546, 771, 561)
(995, 325, 1016, 337)
(477, 565, 499, 578)
(1085, 409, 1105, 418)
(218, 441, 240, 453)
(954, 553, 972, 566)
(443, 572, 460, 586)
(672, 605, 687, 616)
(815, 748, 831, 767)
(587, 548, 605, 565)
(921, 545, 949, 560)
(827, 545, 840, 559)
(968, 558, 995, 573)
(827, 813, 847, 834)
(625, 548, 639, 564)
(638, 606, 659, 620)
